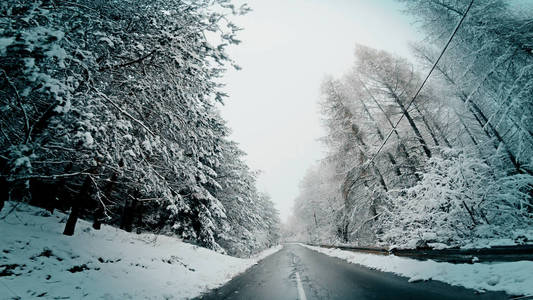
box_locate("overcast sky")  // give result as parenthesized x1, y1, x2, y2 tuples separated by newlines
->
(219, 0, 420, 222)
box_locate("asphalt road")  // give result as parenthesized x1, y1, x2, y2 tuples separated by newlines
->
(197, 243, 509, 300)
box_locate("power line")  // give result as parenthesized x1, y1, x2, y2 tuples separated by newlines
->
(357, 0, 475, 177)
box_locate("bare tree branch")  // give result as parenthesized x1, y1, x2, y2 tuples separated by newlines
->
(1, 69, 31, 143)
(5, 171, 99, 181)
(99, 50, 157, 72)
(92, 88, 155, 136)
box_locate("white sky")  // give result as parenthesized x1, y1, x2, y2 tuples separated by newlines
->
(219, 0, 420, 222)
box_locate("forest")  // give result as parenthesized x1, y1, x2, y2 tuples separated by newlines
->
(0, 0, 279, 257)
(287, 0, 533, 249)
(1, 0, 532, 258)
(2, 1, 533, 299)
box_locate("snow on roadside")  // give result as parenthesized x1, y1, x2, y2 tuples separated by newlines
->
(301, 244, 533, 297)
(0, 202, 282, 299)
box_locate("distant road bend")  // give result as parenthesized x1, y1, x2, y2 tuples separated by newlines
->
(198, 243, 508, 300)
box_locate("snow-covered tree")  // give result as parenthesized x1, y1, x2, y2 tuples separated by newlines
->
(214, 139, 280, 256)
(399, 0, 533, 175)
(0, 0, 278, 254)
(289, 38, 533, 248)
(380, 147, 533, 248)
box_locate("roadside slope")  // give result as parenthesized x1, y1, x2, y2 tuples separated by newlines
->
(0, 202, 281, 299)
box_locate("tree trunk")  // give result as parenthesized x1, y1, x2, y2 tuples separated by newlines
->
(431, 119, 452, 147)
(416, 46, 526, 174)
(343, 221, 349, 243)
(63, 175, 91, 236)
(353, 130, 389, 193)
(389, 90, 432, 158)
(29, 179, 57, 213)
(63, 202, 80, 236)
(92, 203, 103, 230)
(93, 173, 117, 230)
(120, 200, 133, 232)
(354, 90, 402, 177)
(454, 108, 479, 146)
(460, 92, 524, 174)
(120, 193, 139, 233)
(413, 103, 441, 147)
(357, 78, 420, 180)
(0, 157, 8, 212)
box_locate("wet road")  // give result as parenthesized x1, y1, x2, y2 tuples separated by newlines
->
(197, 243, 508, 300)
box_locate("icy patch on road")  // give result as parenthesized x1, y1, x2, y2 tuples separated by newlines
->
(301, 244, 533, 297)
(0, 201, 281, 299)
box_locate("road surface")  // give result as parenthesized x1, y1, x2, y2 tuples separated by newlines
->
(197, 243, 509, 300)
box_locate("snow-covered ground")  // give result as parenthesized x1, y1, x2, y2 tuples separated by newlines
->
(302, 244, 533, 297)
(0, 201, 282, 299)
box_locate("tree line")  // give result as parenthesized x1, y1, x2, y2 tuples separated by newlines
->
(0, 0, 279, 256)
(287, 0, 533, 249)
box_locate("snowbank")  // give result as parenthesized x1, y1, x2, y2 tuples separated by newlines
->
(0, 202, 282, 299)
(302, 244, 533, 297)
